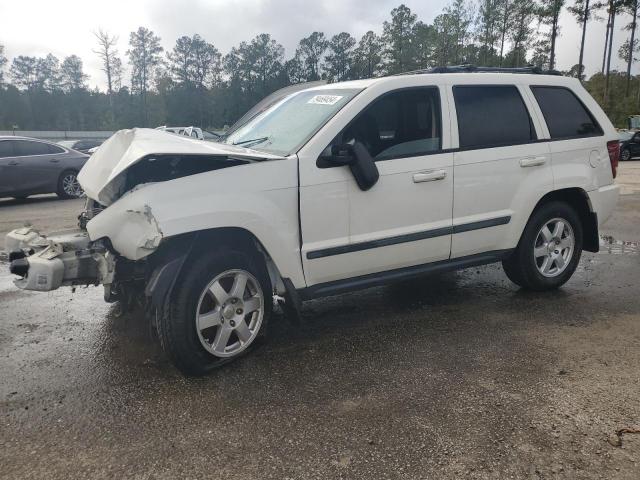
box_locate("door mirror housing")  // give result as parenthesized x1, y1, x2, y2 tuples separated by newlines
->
(317, 141, 379, 191)
(317, 144, 356, 167)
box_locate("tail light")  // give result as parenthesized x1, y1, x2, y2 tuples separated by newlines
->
(607, 140, 619, 178)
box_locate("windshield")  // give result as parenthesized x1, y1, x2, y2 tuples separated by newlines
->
(224, 88, 362, 155)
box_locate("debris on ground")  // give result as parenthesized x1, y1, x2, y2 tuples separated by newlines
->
(607, 427, 640, 447)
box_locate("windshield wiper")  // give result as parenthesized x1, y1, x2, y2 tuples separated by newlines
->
(232, 136, 269, 147)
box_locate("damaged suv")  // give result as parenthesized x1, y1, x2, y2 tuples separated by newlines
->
(6, 67, 620, 375)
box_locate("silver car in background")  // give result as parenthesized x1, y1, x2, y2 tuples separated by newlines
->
(0, 136, 89, 200)
(57, 139, 104, 155)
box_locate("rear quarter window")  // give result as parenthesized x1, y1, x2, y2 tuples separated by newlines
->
(531, 86, 603, 139)
(48, 144, 65, 154)
(453, 85, 536, 149)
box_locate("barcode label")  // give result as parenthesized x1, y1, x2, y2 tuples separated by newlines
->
(307, 95, 343, 106)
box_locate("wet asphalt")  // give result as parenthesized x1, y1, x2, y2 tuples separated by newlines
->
(1, 166, 639, 479)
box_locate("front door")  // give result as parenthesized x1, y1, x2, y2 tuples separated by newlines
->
(299, 86, 454, 286)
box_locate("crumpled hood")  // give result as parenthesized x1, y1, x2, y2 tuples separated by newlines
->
(78, 128, 284, 206)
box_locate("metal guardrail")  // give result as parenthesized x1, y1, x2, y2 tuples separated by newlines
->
(0, 130, 115, 140)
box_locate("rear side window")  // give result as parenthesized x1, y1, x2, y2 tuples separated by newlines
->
(531, 86, 603, 139)
(0, 140, 16, 158)
(15, 140, 52, 156)
(453, 85, 535, 149)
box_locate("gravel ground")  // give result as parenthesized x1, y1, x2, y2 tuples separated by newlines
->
(0, 164, 639, 479)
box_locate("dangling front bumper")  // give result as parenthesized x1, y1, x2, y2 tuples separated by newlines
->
(5, 226, 115, 292)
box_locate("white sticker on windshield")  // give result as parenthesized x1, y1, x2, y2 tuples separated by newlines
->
(307, 94, 344, 105)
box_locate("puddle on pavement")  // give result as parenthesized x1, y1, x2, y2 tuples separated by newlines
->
(599, 235, 639, 255)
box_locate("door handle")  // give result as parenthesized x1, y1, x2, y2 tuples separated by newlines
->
(519, 156, 547, 167)
(49, 158, 60, 163)
(413, 170, 447, 183)
(7, 160, 19, 166)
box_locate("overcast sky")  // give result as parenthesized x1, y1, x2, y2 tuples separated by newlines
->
(0, 0, 636, 90)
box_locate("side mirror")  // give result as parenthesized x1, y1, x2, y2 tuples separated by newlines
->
(317, 144, 356, 168)
(317, 142, 379, 191)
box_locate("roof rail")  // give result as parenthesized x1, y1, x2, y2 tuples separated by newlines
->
(393, 64, 562, 76)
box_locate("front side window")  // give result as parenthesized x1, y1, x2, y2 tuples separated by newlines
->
(15, 140, 52, 156)
(0, 140, 16, 158)
(224, 88, 361, 156)
(531, 86, 603, 139)
(454, 85, 535, 149)
(336, 87, 442, 161)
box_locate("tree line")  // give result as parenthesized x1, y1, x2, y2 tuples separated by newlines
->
(1, 1, 640, 131)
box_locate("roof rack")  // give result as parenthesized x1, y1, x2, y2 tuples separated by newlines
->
(394, 64, 562, 76)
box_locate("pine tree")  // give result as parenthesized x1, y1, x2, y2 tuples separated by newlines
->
(324, 32, 356, 82)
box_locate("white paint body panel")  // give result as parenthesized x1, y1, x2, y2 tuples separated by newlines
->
(298, 81, 455, 285)
(78, 128, 284, 206)
(86, 157, 306, 287)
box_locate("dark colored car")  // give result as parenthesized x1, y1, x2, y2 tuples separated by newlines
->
(619, 131, 640, 161)
(0, 136, 89, 200)
(57, 139, 104, 154)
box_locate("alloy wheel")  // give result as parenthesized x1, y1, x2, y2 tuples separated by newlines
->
(533, 218, 575, 278)
(621, 149, 631, 161)
(195, 269, 264, 358)
(62, 173, 83, 198)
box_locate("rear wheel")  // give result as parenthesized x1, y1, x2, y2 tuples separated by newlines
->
(157, 248, 271, 376)
(502, 201, 583, 291)
(56, 170, 83, 199)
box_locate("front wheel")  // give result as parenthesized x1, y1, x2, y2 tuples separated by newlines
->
(157, 248, 271, 376)
(502, 201, 583, 291)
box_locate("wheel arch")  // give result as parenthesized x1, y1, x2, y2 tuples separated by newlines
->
(529, 187, 599, 252)
(145, 227, 290, 311)
(186, 227, 288, 296)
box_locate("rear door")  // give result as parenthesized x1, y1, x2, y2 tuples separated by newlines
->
(10, 140, 65, 194)
(0, 140, 19, 196)
(449, 83, 553, 258)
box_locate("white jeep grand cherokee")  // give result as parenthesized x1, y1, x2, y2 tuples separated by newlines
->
(6, 67, 620, 375)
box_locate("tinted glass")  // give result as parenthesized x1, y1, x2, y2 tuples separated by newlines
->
(48, 144, 65, 154)
(454, 85, 535, 149)
(531, 86, 603, 139)
(15, 140, 52, 156)
(341, 87, 442, 160)
(0, 140, 16, 158)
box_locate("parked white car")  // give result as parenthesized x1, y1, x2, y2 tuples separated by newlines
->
(6, 67, 620, 375)
(155, 126, 204, 140)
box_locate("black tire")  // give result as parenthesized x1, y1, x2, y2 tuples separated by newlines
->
(157, 248, 272, 376)
(502, 201, 583, 291)
(621, 148, 631, 161)
(56, 170, 83, 199)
